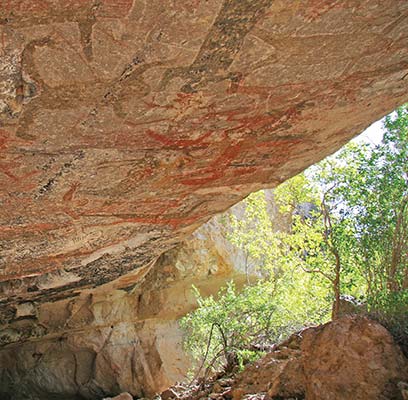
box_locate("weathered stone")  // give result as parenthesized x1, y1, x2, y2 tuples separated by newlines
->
(0, 0, 408, 318)
(0, 200, 257, 399)
(399, 382, 408, 400)
(1, 1, 408, 398)
(232, 316, 408, 400)
(103, 393, 134, 400)
(161, 388, 179, 400)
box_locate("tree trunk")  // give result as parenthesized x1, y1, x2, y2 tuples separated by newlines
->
(321, 198, 342, 320)
(388, 196, 408, 292)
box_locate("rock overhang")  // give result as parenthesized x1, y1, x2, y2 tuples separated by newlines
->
(1, 0, 408, 328)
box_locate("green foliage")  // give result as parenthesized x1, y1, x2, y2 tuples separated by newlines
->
(369, 290, 408, 357)
(181, 179, 340, 374)
(311, 104, 408, 302)
(310, 104, 408, 351)
(274, 173, 318, 215)
(227, 191, 281, 280)
(180, 278, 331, 374)
(180, 282, 274, 373)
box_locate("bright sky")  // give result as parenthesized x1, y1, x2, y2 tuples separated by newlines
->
(355, 118, 384, 146)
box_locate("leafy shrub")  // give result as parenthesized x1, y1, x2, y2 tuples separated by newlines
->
(180, 278, 331, 375)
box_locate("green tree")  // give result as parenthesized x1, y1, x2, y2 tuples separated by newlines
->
(227, 191, 281, 283)
(309, 105, 408, 353)
(311, 105, 408, 303)
(275, 173, 347, 319)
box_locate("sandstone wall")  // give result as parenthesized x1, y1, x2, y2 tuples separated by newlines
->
(1, 1, 408, 398)
(0, 198, 257, 399)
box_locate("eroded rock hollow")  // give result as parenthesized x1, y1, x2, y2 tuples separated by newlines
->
(0, 200, 254, 398)
(1, 0, 408, 398)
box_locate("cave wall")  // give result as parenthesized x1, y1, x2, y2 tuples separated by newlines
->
(0, 199, 255, 399)
(1, 0, 408, 397)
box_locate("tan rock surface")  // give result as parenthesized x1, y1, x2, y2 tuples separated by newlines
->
(1, 0, 408, 321)
(0, 202, 254, 399)
(1, 1, 408, 398)
(231, 316, 408, 400)
(103, 393, 133, 400)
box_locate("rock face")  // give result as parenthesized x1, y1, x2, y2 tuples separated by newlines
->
(230, 316, 408, 400)
(0, 200, 255, 399)
(103, 394, 133, 400)
(1, 1, 408, 398)
(1, 0, 408, 323)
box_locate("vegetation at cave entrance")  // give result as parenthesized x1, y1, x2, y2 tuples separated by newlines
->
(181, 105, 408, 375)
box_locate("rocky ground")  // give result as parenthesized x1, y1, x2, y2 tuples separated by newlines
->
(151, 316, 408, 400)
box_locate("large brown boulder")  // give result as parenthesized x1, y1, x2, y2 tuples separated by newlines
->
(232, 316, 408, 400)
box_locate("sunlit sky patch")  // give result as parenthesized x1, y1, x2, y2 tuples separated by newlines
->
(354, 118, 384, 146)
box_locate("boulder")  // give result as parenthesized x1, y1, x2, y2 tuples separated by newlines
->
(232, 316, 408, 400)
(337, 294, 366, 318)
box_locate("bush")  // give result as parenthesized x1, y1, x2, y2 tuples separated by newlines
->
(180, 278, 331, 376)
